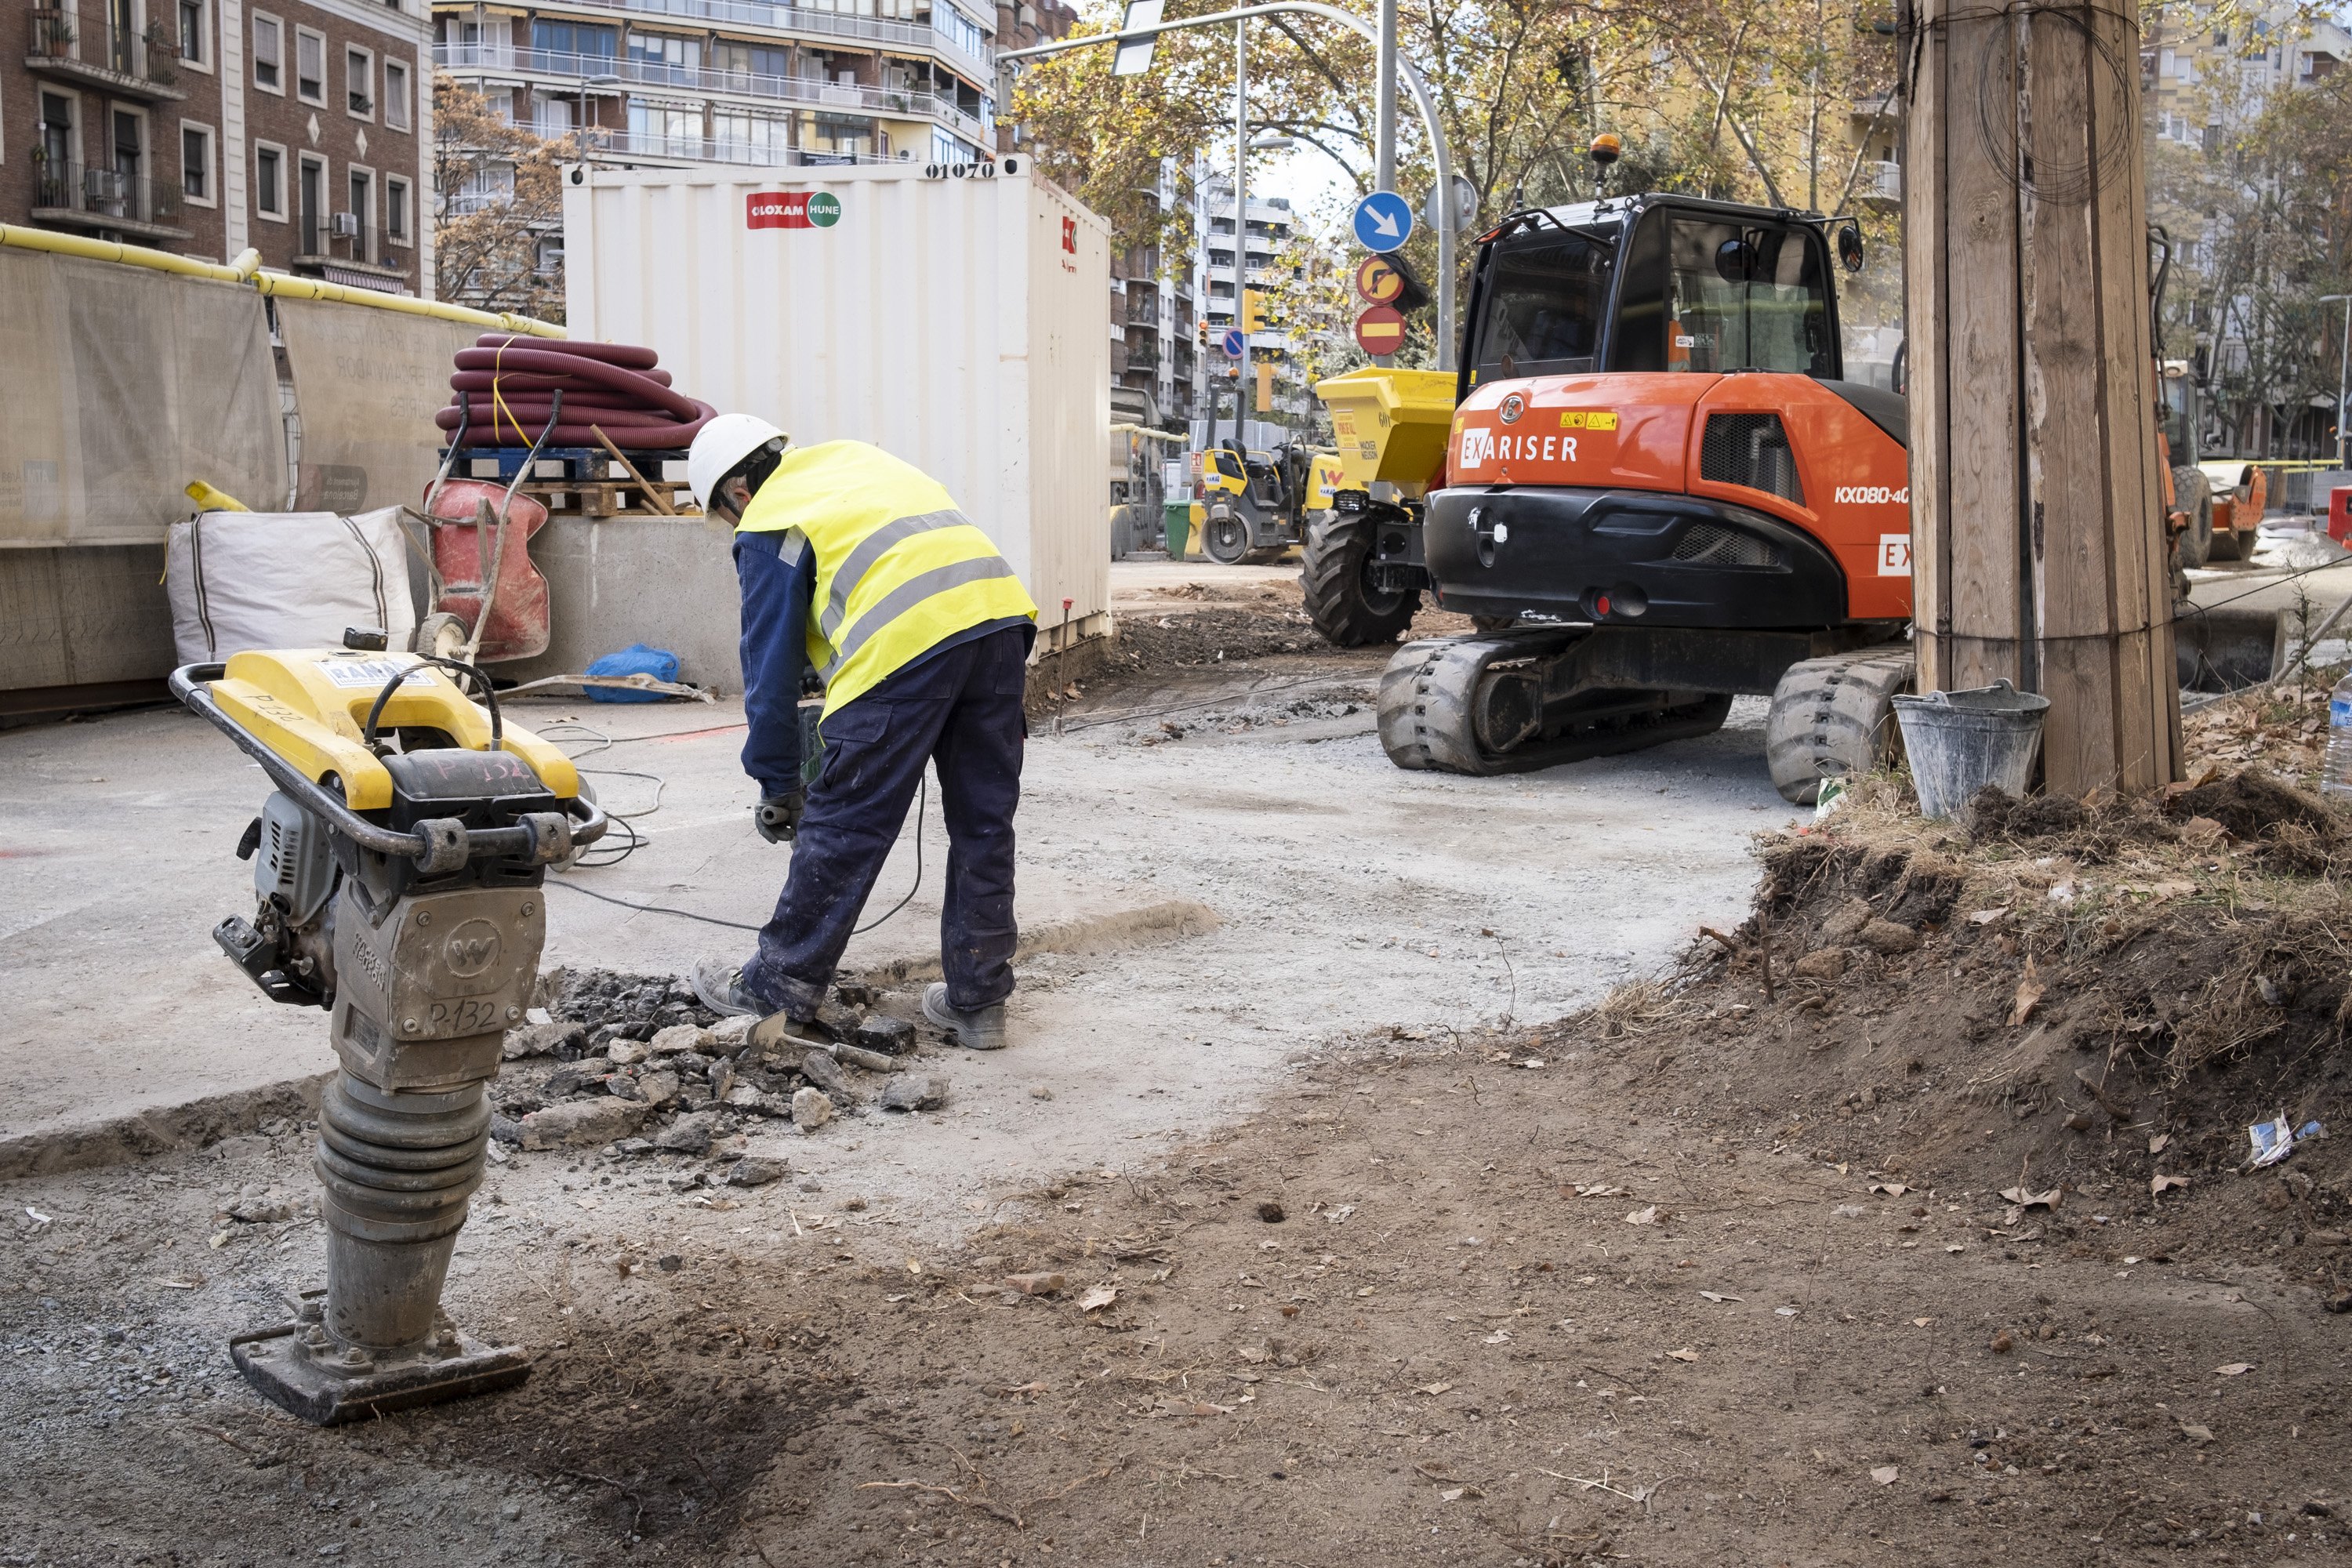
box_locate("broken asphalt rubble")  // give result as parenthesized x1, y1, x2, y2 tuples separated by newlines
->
(489, 969, 952, 1171)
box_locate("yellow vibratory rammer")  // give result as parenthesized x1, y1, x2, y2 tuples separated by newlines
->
(172, 632, 607, 1424)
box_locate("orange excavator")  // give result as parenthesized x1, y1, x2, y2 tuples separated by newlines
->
(1343, 191, 1915, 801)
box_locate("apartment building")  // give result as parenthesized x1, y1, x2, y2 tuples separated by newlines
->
(428, 0, 1058, 178)
(2147, 3, 2349, 151)
(7, 0, 437, 291)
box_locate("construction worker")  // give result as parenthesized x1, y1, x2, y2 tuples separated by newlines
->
(682, 415, 1039, 1050)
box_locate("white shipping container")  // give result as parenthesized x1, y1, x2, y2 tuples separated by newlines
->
(562, 162, 1112, 650)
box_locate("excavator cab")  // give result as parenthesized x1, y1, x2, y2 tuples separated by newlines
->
(1306, 192, 1918, 802)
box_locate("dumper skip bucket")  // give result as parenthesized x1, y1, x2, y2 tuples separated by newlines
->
(1890, 680, 2051, 818)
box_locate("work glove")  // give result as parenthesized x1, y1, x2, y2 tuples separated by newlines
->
(754, 792, 805, 844)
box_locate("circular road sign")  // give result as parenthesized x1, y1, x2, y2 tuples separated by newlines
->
(1355, 255, 1405, 306)
(1351, 191, 1414, 253)
(1353, 306, 1406, 355)
(1221, 327, 1246, 358)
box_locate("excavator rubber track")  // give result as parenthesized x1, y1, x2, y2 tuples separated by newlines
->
(1762, 644, 1915, 804)
(1377, 629, 1733, 775)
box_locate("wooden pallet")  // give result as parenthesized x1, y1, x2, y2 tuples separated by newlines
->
(512, 478, 702, 519)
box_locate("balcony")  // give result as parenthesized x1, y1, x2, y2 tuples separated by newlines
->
(27, 9, 187, 100)
(31, 160, 188, 240)
(1857, 159, 1900, 205)
(293, 212, 408, 282)
(500, 0, 993, 82)
(574, 126, 914, 168)
(437, 43, 985, 140)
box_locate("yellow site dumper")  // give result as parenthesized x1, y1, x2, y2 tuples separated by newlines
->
(1302, 368, 1458, 643)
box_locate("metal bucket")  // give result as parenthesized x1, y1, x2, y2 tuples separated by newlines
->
(1890, 680, 2052, 818)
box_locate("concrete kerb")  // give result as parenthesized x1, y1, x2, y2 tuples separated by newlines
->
(0, 900, 1218, 1185)
(0, 1071, 335, 1185)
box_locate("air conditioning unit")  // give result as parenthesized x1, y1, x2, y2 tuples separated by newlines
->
(328, 211, 361, 237)
(84, 168, 126, 201)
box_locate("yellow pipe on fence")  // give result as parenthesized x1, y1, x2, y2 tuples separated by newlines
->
(0, 223, 565, 338)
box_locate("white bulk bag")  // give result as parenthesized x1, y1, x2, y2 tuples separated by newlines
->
(165, 506, 418, 665)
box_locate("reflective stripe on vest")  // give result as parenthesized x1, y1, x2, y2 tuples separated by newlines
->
(735, 440, 1038, 715)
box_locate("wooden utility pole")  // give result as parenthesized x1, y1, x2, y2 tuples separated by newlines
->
(1901, 0, 2182, 794)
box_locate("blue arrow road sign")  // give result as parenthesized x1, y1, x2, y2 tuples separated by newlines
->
(1221, 327, 1245, 358)
(1352, 190, 1414, 253)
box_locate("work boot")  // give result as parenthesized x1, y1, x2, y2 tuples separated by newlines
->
(923, 983, 1007, 1051)
(690, 957, 768, 1019)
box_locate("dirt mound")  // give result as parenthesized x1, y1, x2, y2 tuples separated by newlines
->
(1564, 774, 2352, 1285)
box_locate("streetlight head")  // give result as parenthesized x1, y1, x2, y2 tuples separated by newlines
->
(1249, 134, 1294, 151)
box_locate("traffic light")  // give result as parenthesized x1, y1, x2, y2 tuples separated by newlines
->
(1242, 289, 1268, 333)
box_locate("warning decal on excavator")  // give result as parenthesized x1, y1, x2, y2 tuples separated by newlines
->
(1878, 535, 1912, 576)
(1559, 411, 1618, 431)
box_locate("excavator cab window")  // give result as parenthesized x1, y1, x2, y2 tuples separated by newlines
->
(1657, 216, 1831, 376)
(1465, 226, 1617, 384)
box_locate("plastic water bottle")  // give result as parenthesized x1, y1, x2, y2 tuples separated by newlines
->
(2325, 671, 2352, 798)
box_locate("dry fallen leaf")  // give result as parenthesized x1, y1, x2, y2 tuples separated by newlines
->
(1999, 1185, 2063, 1210)
(1077, 1283, 1119, 1312)
(1624, 1205, 1659, 1225)
(2009, 957, 2045, 1026)
(1968, 907, 2009, 925)
(2213, 1363, 2252, 1377)
(2148, 1133, 2171, 1155)
(1870, 1181, 1911, 1196)
(2151, 1174, 2190, 1196)
(2179, 1423, 2216, 1446)
(1871, 1466, 1900, 1486)
(1414, 1381, 1454, 1396)
(1699, 1290, 1743, 1304)
(1911, 1317, 1933, 1327)
(1666, 1347, 1700, 1362)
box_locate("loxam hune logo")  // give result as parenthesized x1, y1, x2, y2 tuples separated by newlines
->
(1062, 216, 1076, 254)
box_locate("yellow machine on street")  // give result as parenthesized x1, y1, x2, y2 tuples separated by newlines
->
(1195, 441, 1345, 564)
(172, 634, 605, 1424)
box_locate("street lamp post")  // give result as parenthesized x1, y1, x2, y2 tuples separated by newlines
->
(2323, 293, 2352, 470)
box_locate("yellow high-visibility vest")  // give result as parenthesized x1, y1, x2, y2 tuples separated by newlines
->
(736, 441, 1038, 716)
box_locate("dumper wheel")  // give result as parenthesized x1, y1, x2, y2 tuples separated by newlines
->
(1764, 644, 1915, 805)
(1302, 513, 1419, 646)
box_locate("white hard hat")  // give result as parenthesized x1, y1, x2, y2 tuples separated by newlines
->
(688, 412, 789, 514)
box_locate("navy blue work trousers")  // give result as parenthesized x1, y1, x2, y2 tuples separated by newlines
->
(742, 626, 1028, 1018)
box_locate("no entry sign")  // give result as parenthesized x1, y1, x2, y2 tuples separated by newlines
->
(1353, 305, 1406, 355)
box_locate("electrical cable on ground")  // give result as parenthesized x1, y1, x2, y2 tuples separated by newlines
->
(535, 719, 927, 935)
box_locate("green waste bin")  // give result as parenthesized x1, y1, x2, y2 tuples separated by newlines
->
(1162, 500, 1199, 561)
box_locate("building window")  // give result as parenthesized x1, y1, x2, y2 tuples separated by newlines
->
(295, 27, 325, 103)
(529, 18, 616, 61)
(297, 153, 326, 251)
(38, 95, 76, 209)
(179, 0, 208, 66)
(386, 176, 411, 244)
(345, 46, 372, 118)
(254, 142, 285, 218)
(347, 166, 372, 256)
(252, 13, 281, 91)
(383, 59, 409, 131)
(181, 122, 214, 203)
